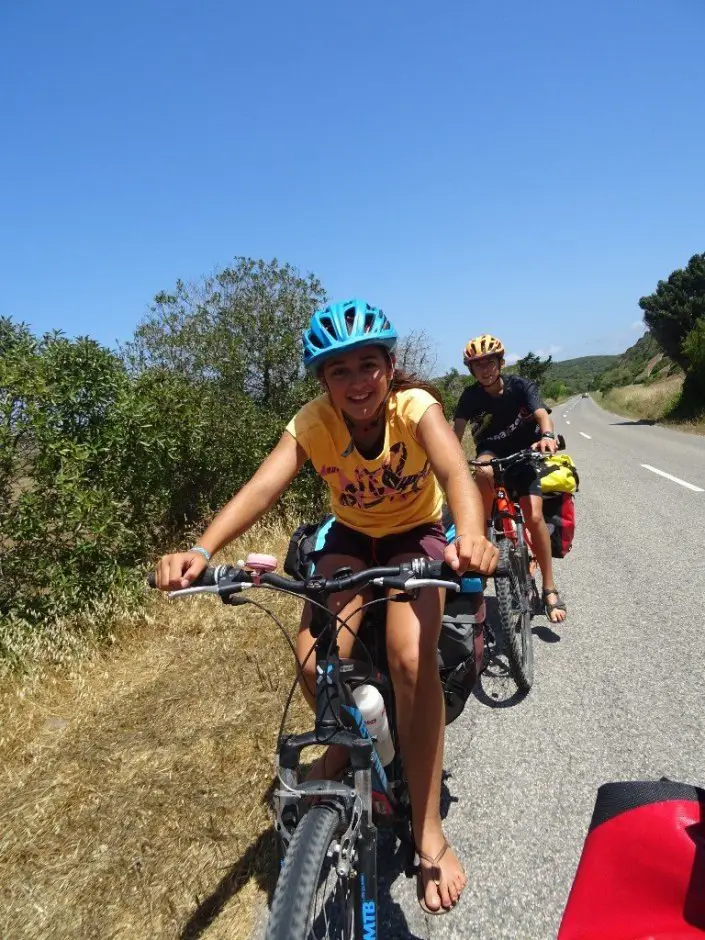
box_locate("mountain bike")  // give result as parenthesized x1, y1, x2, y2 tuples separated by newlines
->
(150, 554, 505, 939)
(468, 443, 563, 693)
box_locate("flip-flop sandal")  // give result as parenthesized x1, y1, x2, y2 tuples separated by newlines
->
(416, 839, 455, 915)
(542, 587, 567, 622)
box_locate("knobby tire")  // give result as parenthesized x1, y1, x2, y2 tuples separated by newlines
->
(265, 804, 356, 940)
(495, 538, 534, 693)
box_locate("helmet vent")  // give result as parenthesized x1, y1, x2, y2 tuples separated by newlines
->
(320, 316, 336, 339)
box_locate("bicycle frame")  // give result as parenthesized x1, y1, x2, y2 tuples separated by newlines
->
(273, 599, 406, 935)
(476, 453, 538, 565)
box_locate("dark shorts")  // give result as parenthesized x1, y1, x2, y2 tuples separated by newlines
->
(477, 450, 543, 499)
(310, 520, 447, 568)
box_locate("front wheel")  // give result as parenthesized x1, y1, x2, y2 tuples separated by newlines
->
(495, 538, 534, 693)
(265, 804, 357, 940)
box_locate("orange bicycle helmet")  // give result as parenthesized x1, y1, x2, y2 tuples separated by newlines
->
(463, 334, 505, 366)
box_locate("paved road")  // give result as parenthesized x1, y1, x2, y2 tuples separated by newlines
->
(378, 397, 705, 939)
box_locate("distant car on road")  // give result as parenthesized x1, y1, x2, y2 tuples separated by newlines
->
(582, 392, 589, 398)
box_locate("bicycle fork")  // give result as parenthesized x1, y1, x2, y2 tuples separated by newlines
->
(350, 739, 378, 939)
(274, 646, 382, 938)
(274, 733, 380, 939)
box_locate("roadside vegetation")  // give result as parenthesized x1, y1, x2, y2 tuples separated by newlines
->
(591, 253, 705, 430)
(592, 375, 685, 422)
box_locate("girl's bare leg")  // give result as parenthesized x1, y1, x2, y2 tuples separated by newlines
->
(295, 553, 367, 779)
(385, 553, 467, 912)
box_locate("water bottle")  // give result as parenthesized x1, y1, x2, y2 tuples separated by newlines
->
(352, 684, 395, 766)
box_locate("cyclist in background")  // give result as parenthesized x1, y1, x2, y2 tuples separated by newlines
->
(453, 335, 567, 624)
(155, 300, 498, 915)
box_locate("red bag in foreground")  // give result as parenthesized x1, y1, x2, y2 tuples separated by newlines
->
(558, 780, 705, 939)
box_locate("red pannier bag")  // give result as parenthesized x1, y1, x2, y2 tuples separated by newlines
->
(558, 779, 705, 940)
(542, 492, 576, 558)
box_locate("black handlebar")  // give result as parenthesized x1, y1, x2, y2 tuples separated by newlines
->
(147, 557, 507, 599)
(469, 434, 566, 472)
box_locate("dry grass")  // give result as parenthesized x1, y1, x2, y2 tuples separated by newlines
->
(0, 524, 312, 940)
(592, 374, 705, 433)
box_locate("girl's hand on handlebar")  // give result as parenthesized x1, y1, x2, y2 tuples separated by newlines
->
(155, 551, 209, 591)
(444, 534, 499, 576)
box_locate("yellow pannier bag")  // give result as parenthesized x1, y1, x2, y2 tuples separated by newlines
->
(539, 453, 580, 495)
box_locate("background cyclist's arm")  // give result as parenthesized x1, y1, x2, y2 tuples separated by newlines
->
(534, 407, 554, 436)
(156, 431, 307, 589)
(520, 375, 557, 454)
(452, 417, 467, 442)
(534, 406, 558, 453)
(417, 404, 497, 574)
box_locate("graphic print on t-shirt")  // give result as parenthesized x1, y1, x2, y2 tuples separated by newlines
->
(320, 441, 433, 510)
(472, 403, 534, 445)
(285, 387, 444, 535)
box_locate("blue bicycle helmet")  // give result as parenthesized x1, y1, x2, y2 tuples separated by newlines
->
(302, 299, 398, 373)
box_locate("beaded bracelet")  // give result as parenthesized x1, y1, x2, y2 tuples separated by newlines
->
(188, 545, 212, 563)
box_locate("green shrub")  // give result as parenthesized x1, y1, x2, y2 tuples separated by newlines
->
(0, 259, 330, 636)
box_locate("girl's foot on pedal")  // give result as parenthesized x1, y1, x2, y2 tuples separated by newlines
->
(416, 837, 467, 914)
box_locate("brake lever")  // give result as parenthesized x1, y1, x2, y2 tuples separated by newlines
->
(167, 584, 222, 599)
(407, 578, 461, 592)
(167, 581, 254, 600)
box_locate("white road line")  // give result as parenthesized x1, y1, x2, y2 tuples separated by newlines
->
(566, 420, 571, 425)
(641, 464, 704, 493)
(579, 432, 591, 439)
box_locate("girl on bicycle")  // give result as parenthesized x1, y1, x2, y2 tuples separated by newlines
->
(155, 299, 498, 914)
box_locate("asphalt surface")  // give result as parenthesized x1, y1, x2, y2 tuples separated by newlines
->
(375, 397, 705, 939)
(254, 397, 705, 939)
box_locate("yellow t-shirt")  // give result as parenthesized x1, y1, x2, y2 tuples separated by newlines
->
(285, 388, 444, 537)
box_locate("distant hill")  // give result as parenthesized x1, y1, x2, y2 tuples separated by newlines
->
(545, 355, 619, 392)
(505, 354, 619, 393)
(593, 332, 681, 391)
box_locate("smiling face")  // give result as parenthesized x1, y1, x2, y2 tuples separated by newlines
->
(469, 354, 503, 388)
(319, 345, 393, 423)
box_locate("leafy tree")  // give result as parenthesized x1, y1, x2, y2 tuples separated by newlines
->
(126, 257, 325, 416)
(434, 367, 472, 419)
(0, 318, 36, 491)
(681, 318, 705, 398)
(0, 331, 173, 622)
(516, 351, 553, 387)
(542, 379, 570, 401)
(124, 256, 328, 521)
(639, 253, 705, 371)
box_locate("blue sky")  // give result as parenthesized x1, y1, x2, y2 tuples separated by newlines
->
(2, 0, 703, 372)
